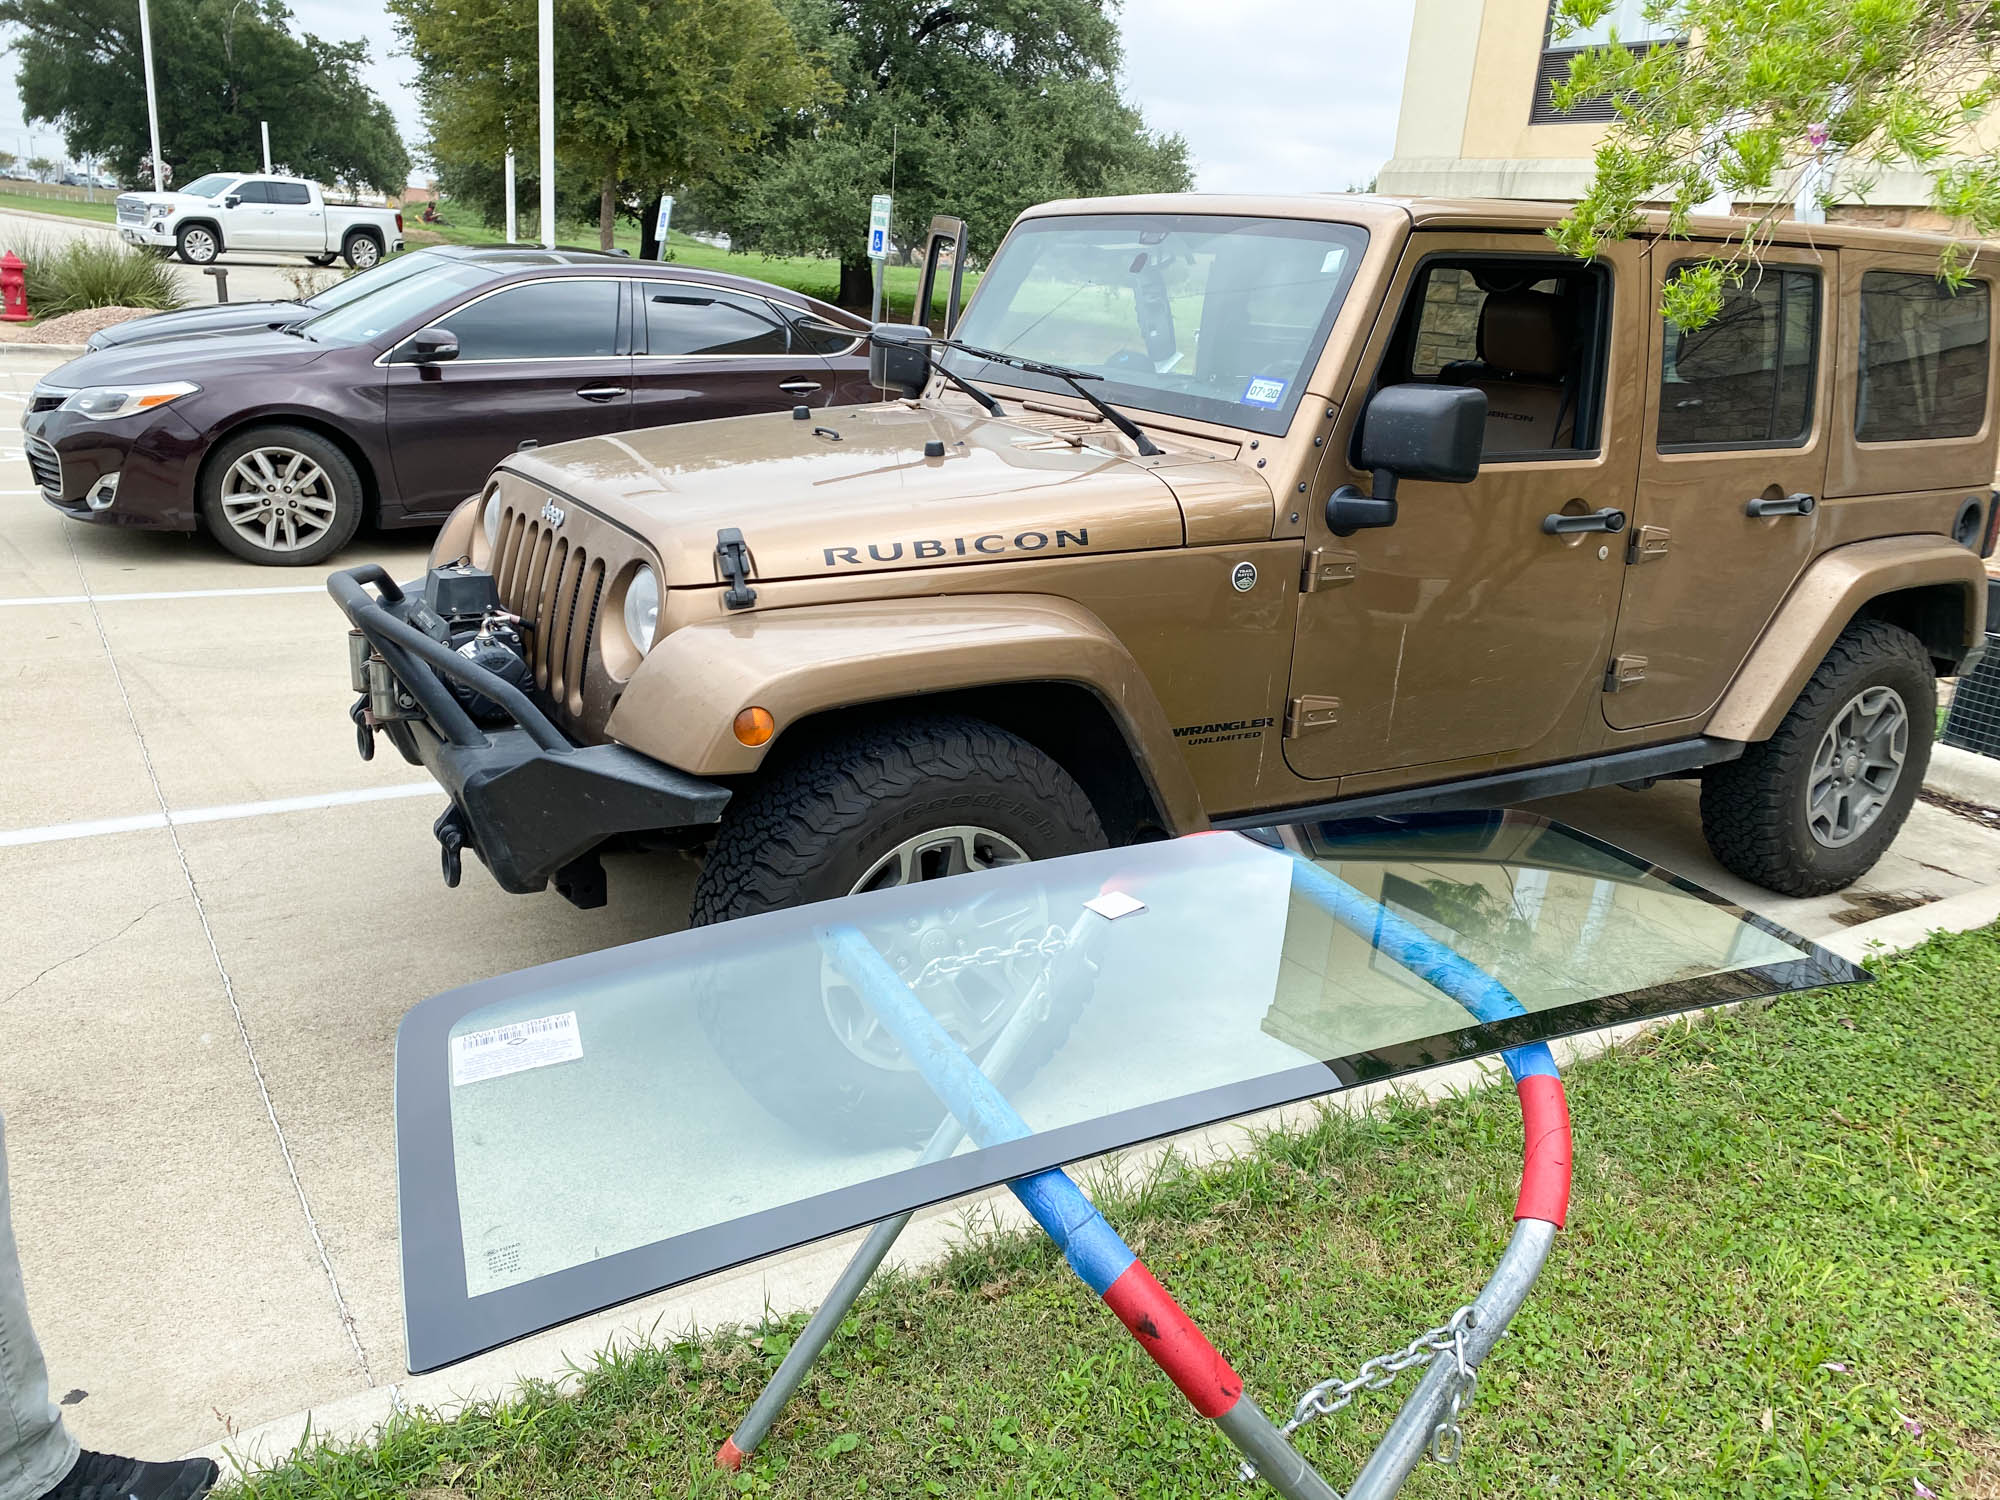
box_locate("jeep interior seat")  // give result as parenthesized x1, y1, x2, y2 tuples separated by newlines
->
(1438, 290, 1575, 454)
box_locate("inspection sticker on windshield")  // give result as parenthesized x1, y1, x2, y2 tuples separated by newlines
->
(1241, 376, 1287, 408)
(450, 1012, 583, 1087)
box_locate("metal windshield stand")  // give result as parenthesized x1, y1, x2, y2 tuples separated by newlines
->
(718, 849, 1574, 1500)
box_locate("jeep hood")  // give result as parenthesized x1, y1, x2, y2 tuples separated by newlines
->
(497, 402, 1272, 586)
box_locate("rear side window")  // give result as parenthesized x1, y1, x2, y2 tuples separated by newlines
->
(271, 182, 312, 205)
(1857, 272, 1991, 442)
(643, 289, 791, 356)
(1657, 267, 1818, 450)
(436, 280, 621, 361)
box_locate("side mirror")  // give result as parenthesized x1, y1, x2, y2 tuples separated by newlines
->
(868, 323, 932, 398)
(222, 195, 240, 208)
(408, 326, 460, 364)
(1327, 383, 1487, 536)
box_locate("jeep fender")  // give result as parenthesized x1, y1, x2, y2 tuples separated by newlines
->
(604, 593, 1205, 831)
(1707, 536, 1986, 743)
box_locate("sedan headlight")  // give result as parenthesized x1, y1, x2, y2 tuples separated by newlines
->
(623, 565, 660, 653)
(59, 381, 200, 421)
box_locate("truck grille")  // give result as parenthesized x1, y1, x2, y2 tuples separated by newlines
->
(115, 196, 146, 226)
(491, 503, 608, 718)
(24, 437, 61, 499)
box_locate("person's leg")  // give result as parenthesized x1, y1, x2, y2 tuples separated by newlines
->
(0, 1111, 77, 1500)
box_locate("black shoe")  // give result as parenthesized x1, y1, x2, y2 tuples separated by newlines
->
(37, 1450, 219, 1500)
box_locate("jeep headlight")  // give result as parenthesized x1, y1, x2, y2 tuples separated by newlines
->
(623, 565, 660, 653)
(59, 381, 199, 421)
(482, 493, 503, 549)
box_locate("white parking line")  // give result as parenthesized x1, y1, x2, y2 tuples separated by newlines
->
(0, 583, 325, 606)
(0, 781, 443, 848)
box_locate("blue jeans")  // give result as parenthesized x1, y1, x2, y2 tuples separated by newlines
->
(0, 1113, 75, 1500)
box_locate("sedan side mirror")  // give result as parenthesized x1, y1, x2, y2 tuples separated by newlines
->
(1327, 383, 1488, 536)
(408, 326, 460, 364)
(868, 323, 932, 398)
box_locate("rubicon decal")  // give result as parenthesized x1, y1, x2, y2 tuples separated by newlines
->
(823, 528, 1089, 567)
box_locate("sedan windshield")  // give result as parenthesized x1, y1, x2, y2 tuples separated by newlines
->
(303, 250, 444, 312)
(300, 261, 502, 346)
(178, 173, 238, 199)
(945, 213, 1367, 436)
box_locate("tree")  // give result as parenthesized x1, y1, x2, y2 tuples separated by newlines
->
(24, 157, 56, 181)
(697, 0, 1193, 307)
(391, 0, 819, 250)
(0, 0, 409, 191)
(0, 153, 16, 175)
(1547, 0, 2000, 326)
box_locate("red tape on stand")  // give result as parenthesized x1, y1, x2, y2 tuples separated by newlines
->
(1514, 1075, 1572, 1227)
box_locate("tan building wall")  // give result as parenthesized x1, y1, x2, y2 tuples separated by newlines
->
(1377, 0, 1968, 227)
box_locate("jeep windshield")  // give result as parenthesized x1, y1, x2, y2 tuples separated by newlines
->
(943, 213, 1368, 438)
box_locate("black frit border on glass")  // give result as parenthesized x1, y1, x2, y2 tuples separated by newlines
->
(394, 816, 1868, 1372)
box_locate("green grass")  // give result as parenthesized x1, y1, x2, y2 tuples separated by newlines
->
(225, 927, 2000, 1499)
(0, 188, 120, 224)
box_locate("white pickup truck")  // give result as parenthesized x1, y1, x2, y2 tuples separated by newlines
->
(115, 172, 405, 268)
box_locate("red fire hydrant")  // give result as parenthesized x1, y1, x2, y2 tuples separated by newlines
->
(0, 253, 28, 323)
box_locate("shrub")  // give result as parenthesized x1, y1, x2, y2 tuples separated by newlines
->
(13, 233, 187, 317)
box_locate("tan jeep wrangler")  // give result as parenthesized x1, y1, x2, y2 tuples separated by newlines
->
(333, 194, 1995, 939)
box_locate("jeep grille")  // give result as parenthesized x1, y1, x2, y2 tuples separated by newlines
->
(491, 502, 608, 719)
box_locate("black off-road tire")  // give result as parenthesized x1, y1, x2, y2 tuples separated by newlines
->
(1700, 618, 1935, 897)
(197, 424, 365, 567)
(691, 714, 1107, 1146)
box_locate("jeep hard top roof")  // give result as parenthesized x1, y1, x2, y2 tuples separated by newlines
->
(1017, 192, 1988, 257)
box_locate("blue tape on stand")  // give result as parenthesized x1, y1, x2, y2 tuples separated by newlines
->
(816, 923, 1136, 1294)
(1285, 852, 1558, 1084)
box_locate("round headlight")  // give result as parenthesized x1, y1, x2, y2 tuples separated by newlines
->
(623, 565, 660, 654)
(482, 495, 502, 549)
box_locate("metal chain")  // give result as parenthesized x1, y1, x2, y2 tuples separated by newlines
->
(910, 926, 1067, 986)
(1237, 1305, 1480, 1485)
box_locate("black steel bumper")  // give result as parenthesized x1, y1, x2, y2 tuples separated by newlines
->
(329, 564, 731, 902)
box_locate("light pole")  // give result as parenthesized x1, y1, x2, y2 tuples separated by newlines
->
(537, 0, 554, 248)
(138, 0, 165, 190)
(504, 148, 517, 243)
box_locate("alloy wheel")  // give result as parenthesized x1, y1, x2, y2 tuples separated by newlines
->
(217, 445, 341, 555)
(821, 825, 1041, 1071)
(1807, 686, 1909, 848)
(183, 228, 216, 263)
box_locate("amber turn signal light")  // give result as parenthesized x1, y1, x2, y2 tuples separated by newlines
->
(733, 706, 776, 747)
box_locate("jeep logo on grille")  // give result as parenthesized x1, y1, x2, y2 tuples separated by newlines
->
(540, 499, 565, 527)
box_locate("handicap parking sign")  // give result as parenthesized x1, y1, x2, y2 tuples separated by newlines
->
(867, 194, 892, 262)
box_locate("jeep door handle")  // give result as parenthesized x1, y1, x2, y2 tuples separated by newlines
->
(1745, 492, 1817, 517)
(1541, 507, 1627, 535)
(779, 380, 821, 395)
(574, 385, 628, 402)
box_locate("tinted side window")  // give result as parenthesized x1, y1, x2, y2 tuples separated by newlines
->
(1657, 267, 1818, 450)
(1857, 272, 1991, 442)
(644, 290, 790, 355)
(434, 280, 621, 361)
(792, 312, 860, 355)
(271, 182, 312, 205)
(233, 181, 271, 204)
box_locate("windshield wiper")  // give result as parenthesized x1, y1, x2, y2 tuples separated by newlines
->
(931, 337, 1162, 457)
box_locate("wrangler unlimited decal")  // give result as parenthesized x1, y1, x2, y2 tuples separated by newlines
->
(823, 528, 1090, 567)
(1173, 716, 1274, 747)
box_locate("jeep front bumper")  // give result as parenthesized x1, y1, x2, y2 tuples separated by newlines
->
(329, 564, 730, 904)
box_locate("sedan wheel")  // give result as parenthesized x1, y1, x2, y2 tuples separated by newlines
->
(198, 424, 364, 566)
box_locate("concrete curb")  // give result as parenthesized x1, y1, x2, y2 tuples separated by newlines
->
(0, 341, 87, 353)
(189, 879, 2000, 1478)
(1924, 743, 2000, 809)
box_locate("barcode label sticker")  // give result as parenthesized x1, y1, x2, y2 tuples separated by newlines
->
(1084, 891, 1147, 920)
(450, 1011, 583, 1087)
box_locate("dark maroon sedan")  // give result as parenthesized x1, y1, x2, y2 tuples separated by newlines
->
(23, 252, 873, 565)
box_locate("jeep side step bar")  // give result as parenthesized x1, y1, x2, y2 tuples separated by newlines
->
(1212, 736, 1742, 830)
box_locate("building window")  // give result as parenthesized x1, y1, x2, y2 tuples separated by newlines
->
(1531, 0, 1679, 125)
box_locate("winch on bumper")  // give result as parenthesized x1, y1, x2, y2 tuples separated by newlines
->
(329, 562, 730, 907)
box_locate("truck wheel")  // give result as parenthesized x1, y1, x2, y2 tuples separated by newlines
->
(691, 715, 1107, 1146)
(175, 223, 219, 264)
(341, 232, 383, 269)
(1700, 618, 1935, 896)
(198, 425, 364, 566)
(307, 253, 338, 267)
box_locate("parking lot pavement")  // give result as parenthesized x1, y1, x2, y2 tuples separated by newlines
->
(3, 337, 2000, 1462)
(0, 207, 331, 311)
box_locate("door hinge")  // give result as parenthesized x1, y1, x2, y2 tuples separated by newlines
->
(1603, 654, 1647, 693)
(1625, 524, 1670, 565)
(1285, 694, 1342, 737)
(1301, 547, 1358, 593)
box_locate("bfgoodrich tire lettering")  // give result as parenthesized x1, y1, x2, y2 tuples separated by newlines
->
(690, 714, 1106, 1146)
(1700, 618, 1935, 896)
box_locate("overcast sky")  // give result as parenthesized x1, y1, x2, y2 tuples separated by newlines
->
(0, 0, 1417, 193)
